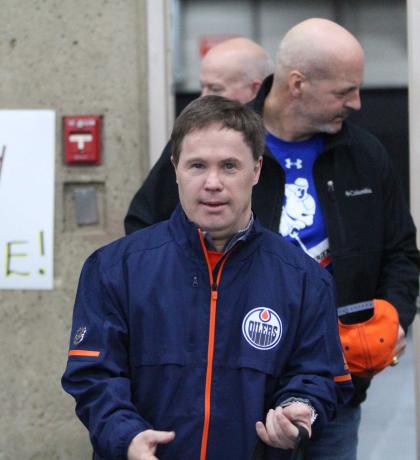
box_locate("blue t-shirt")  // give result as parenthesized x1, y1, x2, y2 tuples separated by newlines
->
(266, 132, 331, 270)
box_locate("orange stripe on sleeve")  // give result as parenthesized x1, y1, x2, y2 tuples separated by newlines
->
(68, 349, 100, 358)
(334, 374, 352, 383)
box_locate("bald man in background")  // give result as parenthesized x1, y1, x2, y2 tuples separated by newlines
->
(124, 20, 419, 459)
(199, 37, 274, 104)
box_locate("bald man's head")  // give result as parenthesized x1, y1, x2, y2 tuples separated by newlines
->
(200, 37, 274, 104)
(276, 18, 364, 82)
(270, 18, 364, 137)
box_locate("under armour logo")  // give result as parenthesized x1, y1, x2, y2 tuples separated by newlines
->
(285, 158, 302, 169)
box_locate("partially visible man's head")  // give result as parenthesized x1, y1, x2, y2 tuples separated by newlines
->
(200, 37, 274, 104)
(171, 96, 264, 247)
(275, 18, 364, 135)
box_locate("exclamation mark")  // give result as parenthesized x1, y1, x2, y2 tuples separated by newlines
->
(39, 231, 45, 275)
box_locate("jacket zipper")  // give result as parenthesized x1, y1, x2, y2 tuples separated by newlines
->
(198, 229, 230, 460)
(326, 179, 347, 246)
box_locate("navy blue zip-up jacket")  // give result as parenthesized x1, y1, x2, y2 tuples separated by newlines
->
(62, 206, 352, 460)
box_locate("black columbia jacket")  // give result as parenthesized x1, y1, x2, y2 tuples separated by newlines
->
(124, 76, 420, 403)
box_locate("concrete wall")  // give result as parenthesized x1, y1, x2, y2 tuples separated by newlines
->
(0, 1, 149, 458)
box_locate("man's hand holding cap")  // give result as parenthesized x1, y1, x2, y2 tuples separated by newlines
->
(338, 299, 400, 378)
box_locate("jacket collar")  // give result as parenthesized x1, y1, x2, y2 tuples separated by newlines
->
(202, 213, 254, 252)
(168, 204, 263, 261)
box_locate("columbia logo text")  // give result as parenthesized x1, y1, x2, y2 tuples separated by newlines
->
(345, 188, 372, 197)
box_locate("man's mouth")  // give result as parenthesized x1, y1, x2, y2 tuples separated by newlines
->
(201, 201, 227, 209)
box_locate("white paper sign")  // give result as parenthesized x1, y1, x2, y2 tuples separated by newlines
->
(0, 110, 55, 290)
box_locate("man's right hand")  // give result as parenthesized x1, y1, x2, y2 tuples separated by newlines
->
(127, 429, 175, 460)
(256, 403, 312, 450)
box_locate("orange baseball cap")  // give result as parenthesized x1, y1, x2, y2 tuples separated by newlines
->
(338, 299, 399, 378)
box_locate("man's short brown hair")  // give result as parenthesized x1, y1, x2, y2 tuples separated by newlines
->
(171, 95, 265, 165)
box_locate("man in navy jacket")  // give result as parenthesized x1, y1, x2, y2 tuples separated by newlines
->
(62, 96, 351, 460)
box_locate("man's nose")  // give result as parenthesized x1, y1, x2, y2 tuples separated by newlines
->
(345, 89, 361, 112)
(204, 169, 223, 189)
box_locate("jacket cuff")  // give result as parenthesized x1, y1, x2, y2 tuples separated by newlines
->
(97, 419, 151, 460)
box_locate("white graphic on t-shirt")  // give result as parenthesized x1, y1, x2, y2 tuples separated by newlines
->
(307, 238, 331, 268)
(280, 178, 316, 254)
(285, 158, 303, 169)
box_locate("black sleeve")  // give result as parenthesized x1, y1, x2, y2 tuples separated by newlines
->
(376, 147, 420, 331)
(124, 142, 179, 234)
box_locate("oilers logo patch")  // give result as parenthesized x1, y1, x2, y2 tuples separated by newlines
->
(73, 326, 87, 346)
(242, 308, 282, 350)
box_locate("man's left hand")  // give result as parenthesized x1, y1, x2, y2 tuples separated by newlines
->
(255, 403, 312, 450)
(395, 324, 406, 358)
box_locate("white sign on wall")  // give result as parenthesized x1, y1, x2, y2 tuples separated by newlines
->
(0, 110, 55, 290)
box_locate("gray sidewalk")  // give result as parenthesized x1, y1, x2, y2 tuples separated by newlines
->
(358, 333, 416, 459)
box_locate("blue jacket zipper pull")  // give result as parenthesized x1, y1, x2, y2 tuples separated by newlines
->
(193, 276, 198, 287)
(327, 180, 336, 201)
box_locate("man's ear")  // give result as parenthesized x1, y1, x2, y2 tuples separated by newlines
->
(170, 156, 178, 183)
(253, 156, 263, 185)
(251, 80, 262, 98)
(288, 70, 306, 97)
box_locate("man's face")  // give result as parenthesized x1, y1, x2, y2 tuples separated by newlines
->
(200, 55, 255, 104)
(173, 124, 262, 245)
(299, 57, 363, 135)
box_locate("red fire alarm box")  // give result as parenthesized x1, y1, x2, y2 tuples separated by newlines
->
(64, 115, 101, 165)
